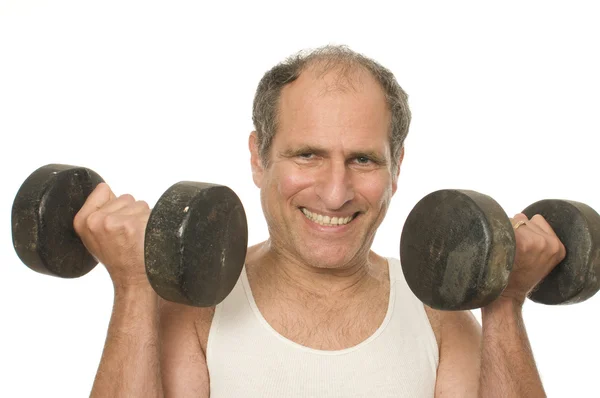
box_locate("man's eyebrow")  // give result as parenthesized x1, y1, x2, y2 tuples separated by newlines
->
(280, 145, 327, 157)
(280, 146, 387, 164)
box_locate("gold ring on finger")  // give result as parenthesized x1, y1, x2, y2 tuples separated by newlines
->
(513, 220, 527, 230)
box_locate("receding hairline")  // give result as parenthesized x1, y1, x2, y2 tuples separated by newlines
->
(277, 61, 392, 132)
(251, 44, 411, 176)
(289, 51, 386, 93)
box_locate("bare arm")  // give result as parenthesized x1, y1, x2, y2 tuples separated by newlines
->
(90, 286, 210, 398)
(433, 211, 566, 397)
(90, 286, 163, 398)
(431, 302, 545, 398)
(71, 183, 166, 397)
(159, 300, 211, 398)
(476, 212, 566, 397)
(479, 298, 545, 397)
(429, 307, 481, 398)
(74, 183, 213, 397)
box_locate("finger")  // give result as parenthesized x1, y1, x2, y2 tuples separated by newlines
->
(511, 214, 566, 261)
(116, 200, 151, 216)
(510, 213, 528, 223)
(117, 207, 152, 230)
(511, 213, 553, 237)
(101, 204, 152, 237)
(75, 183, 117, 225)
(527, 214, 566, 260)
(98, 194, 137, 214)
(510, 213, 529, 228)
(510, 213, 550, 241)
(528, 214, 557, 236)
(514, 217, 546, 236)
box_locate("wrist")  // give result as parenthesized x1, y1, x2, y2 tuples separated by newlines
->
(114, 281, 158, 302)
(482, 294, 524, 319)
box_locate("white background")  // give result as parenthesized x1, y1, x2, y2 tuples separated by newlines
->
(1, 1, 598, 396)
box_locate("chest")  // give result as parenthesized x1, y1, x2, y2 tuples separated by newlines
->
(207, 280, 440, 398)
(259, 292, 389, 351)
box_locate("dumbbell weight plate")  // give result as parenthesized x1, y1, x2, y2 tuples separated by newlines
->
(400, 189, 516, 311)
(145, 181, 248, 307)
(522, 200, 600, 305)
(11, 164, 105, 278)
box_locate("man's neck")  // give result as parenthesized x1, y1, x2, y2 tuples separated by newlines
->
(246, 241, 388, 302)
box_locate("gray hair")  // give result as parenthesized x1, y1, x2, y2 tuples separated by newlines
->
(251, 44, 411, 176)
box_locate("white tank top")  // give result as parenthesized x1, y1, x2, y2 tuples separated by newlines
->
(206, 257, 439, 397)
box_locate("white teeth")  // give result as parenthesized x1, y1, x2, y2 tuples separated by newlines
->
(301, 208, 355, 226)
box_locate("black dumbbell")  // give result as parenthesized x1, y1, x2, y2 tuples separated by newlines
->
(11, 164, 248, 307)
(400, 189, 600, 311)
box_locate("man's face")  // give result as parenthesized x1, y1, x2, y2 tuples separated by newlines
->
(250, 66, 402, 269)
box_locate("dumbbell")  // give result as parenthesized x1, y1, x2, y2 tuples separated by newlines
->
(11, 164, 248, 307)
(400, 189, 600, 311)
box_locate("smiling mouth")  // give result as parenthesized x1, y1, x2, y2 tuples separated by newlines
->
(300, 208, 359, 226)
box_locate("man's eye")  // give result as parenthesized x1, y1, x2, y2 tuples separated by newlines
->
(356, 156, 371, 164)
(299, 153, 314, 159)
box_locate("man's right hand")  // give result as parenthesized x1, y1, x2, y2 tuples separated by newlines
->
(73, 182, 152, 290)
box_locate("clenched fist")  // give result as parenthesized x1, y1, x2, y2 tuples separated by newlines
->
(73, 182, 151, 289)
(501, 213, 567, 304)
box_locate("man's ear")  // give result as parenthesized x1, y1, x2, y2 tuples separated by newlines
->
(249, 131, 264, 188)
(392, 146, 405, 195)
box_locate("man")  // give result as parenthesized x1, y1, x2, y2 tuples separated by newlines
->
(74, 45, 565, 397)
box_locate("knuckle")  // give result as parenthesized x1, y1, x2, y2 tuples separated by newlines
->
(531, 214, 545, 221)
(93, 183, 114, 201)
(104, 214, 139, 238)
(119, 193, 136, 203)
(519, 234, 534, 251)
(549, 237, 560, 252)
(551, 238, 565, 257)
(102, 213, 122, 233)
(73, 212, 85, 232)
(535, 235, 548, 249)
(93, 182, 109, 196)
(123, 219, 138, 236)
(532, 214, 551, 228)
(119, 218, 143, 242)
(85, 212, 104, 232)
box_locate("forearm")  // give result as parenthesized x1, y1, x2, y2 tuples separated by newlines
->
(479, 298, 545, 398)
(90, 286, 163, 398)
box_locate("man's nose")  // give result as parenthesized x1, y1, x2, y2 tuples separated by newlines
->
(314, 161, 355, 210)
